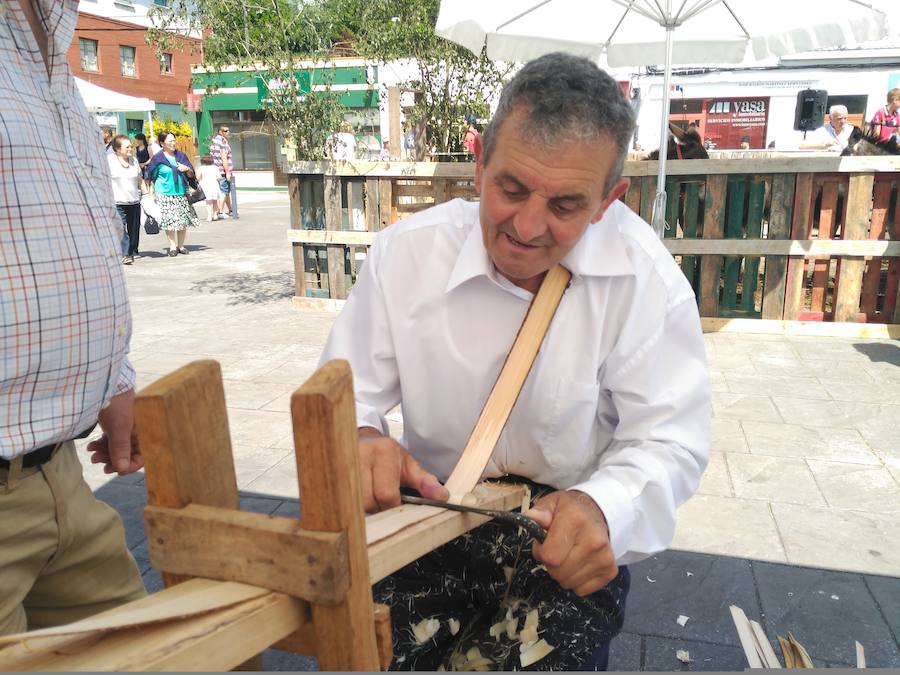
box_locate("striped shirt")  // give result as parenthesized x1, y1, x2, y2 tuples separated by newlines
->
(210, 133, 232, 177)
(1, 0, 134, 459)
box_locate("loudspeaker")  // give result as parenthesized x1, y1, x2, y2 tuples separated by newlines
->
(794, 89, 828, 131)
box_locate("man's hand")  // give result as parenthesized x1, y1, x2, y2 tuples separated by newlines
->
(86, 389, 144, 475)
(525, 490, 616, 597)
(358, 427, 448, 513)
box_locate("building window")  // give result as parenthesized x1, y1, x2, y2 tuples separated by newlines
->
(113, 0, 135, 9)
(120, 45, 136, 77)
(153, 0, 171, 5)
(160, 53, 173, 75)
(79, 38, 99, 72)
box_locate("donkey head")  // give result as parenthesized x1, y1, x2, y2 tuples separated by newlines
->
(648, 122, 710, 160)
(842, 123, 900, 156)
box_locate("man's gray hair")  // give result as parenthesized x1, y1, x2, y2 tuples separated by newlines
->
(830, 104, 848, 116)
(481, 52, 635, 194)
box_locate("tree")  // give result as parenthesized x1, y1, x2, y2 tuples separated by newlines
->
(334, 0, 510, 154)
(147, 0, 347, 160)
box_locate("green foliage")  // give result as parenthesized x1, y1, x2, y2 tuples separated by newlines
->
(144, 116, 193, 140)
(146, 0, 508, 158)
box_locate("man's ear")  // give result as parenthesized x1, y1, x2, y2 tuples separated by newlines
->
(473, 132, 485, 196)
(591, 177, 630, 222)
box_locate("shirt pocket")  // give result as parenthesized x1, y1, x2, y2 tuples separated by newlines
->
(538, 376, 603, 471)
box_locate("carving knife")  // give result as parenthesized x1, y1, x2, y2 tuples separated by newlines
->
(400, 494, 546, 543)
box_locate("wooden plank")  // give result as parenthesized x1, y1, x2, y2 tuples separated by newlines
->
(722, 176, 747, 311)
(396, 201, 433, 214)
(323, 174, 342, 231)
(449, 184, 477, 199)
(680, 181, 700, 289)
(365, 178, 379, 232)
(288, 229, 377, 246)
(856, 641, 866, 669)
(639, 175, 656, 222)
(834, 173, 875, 322)
(0, 586, 308, 672)
(326, 244, 347, 300)
(346, 179, 366, 232)
(784, 173, 814, 320)
(445, 265, 571, 497)
(664, 178, 680, 238)
(859, 180, 891, 319)
(729, 606, 764, 669)
(289, 176, 307, 300)
(433, 178, 451, 204)
(144, 504, 348, 605)
(740, 177, 767, 314)
(811, 180, 838, 313)
(393, 182, 437, 198)
(701, 317, 900, 338)
(388, 87, 401, 160)
(135, 360, 240, 589)
(887, 186, 900, 323)
(291, 361, 380, 671)
(367, 484, 525, 582)
(378, 177, 394, 228)
(282, 155, 900, 179)
(659, 239, 898, 256)
(699, 174, 727, 317)
(761, 173, 795, 320)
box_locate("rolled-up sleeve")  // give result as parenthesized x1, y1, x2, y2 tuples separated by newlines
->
(570, 292, 710, 565)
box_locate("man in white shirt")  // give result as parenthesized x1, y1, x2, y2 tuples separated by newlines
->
(319, 52, 710, 670)
(800, 104, 854, 152)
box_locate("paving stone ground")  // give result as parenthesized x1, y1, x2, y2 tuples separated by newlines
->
(78, 192, 900, 670)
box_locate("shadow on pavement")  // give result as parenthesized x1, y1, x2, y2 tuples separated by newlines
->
(91, 478, 900, 671)
(853, 341, 900, 367)
(190, 271, 295, 305)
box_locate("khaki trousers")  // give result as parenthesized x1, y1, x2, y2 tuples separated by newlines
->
(0, 442, 146, 635)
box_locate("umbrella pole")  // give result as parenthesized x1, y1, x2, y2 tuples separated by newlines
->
(652, 23, 676, 239)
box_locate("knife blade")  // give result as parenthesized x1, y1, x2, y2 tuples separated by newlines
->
(400, 494, 546, 543)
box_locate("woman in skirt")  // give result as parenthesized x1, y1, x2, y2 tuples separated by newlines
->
(146, 132, 199, 257)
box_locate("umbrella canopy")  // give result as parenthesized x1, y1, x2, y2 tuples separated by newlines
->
(75, 77, 156, 113)
(436, 0, 891, 235)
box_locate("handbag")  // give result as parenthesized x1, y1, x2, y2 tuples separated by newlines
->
(143, 214, 160, 235)
(186, 173, 206, 204)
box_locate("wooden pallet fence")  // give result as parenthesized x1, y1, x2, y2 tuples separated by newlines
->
(286, 158, 900, 325)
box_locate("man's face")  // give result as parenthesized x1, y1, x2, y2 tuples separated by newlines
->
(474, 109, 629, 293)
(102, 128, 112, 142)
(889, 98, 900, 114)
(831, 111, 848, 131)
(220, 127, 230, 139)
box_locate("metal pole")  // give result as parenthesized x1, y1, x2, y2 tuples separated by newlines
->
(651, 20, 676, 238)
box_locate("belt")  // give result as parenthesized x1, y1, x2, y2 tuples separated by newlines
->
(0, 425, 96, 470)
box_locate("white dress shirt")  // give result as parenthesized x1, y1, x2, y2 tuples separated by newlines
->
(319, 198, 710, 565)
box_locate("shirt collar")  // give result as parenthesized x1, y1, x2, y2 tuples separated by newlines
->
(445, 201, 635, 294)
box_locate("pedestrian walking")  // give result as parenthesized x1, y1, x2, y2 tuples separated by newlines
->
(146, 131, 199, 256)
(210, 124, 234, 218)
(107, 134, 143, 264)
(1, 0, 146, 637)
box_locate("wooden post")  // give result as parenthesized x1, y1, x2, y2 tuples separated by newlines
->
(740, 177, 767, 314)
(783, 173, 814, 320)
(761, 173, 795, 320)
(699, 174, 727, 317)
(289, 176, 307, 300)
(624, 178, 642, 216)
(134, 360, 264, 670)
(859, 181, 891, 320)
(291, 360, 380, 671)
(365, 178, 380, 232)
(388, 87, 401, 160)
(833, 173, 875, 322)
(326, 245, 347, 300)
(433, 178, 451, 205)
(888, 187, 900, 323)
(378, 178, 394, 229)
(639, 175, 656, 222)
(323, 174, 343, 231)
(811, 180, 838, 315)
(347, 179, 366, 231)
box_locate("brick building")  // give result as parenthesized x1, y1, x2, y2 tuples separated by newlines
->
(70, 1, 200, 136)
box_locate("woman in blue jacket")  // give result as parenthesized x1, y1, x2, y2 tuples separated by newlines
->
(147, 132, 200, 257)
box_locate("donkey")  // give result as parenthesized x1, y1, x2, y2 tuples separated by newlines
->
(648, 122, 710, 160)
(843, 123, 900, 156)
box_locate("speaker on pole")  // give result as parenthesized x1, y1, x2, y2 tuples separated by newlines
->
(794, 89, 829, 132)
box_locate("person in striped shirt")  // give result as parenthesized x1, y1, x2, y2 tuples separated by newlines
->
(0, 0, 146, 635)
(211, 125, 234, 218)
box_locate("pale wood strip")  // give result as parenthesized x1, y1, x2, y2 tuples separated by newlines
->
(750, 620, 782, 668)
(701, 317, 900, 338)
(323, 175, 342, 231)
(664, 238, 900, 257)
(283, 156, 900, 178)
(729, 605, 764, 669)
(834, 174, 875, 322)
(291, 360, 380, 670)
(444, 265, 571, 497)
(144, 504, 348, 605)
(326, 244, 347, 300)
(856, 641, 866, 668)
(393, 182, 436, 198)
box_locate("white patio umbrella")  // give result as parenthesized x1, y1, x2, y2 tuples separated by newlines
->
(436, 0, 891, 236)
(74, 77, 157, 141)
